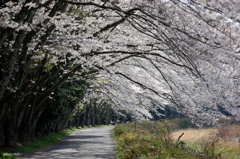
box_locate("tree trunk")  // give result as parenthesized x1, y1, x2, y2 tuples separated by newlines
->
(3, 107, 18, 147)
(0, 30, 27, 101)
(20, 106, 45, 142)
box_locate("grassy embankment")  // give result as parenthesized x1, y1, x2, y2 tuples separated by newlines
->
(0, 125, 109, 159)
(112, 120, 240, 159)
(0, 127, 75, 159)
(172, 124, 240, 159)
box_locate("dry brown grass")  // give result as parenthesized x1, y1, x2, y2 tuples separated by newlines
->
(216, 125, 240, 140)
(171, 124, 240, 157)
(172, 128, 217, 142)
(216, 125, 240, 154)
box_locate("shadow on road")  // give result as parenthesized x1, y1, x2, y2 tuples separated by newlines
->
(20, 126, 115, 159)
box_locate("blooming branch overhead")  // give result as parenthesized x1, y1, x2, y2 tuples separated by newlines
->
(0, 0, 239, 137)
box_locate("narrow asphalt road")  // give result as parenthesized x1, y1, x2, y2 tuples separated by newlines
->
(20, 126, 116, 159)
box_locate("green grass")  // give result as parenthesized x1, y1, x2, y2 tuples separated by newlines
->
(79, 124, 111, 129)
(18, 128, 75, 153)
(0, 127, 76, 159)
(0, 152, 16, 159)
(112, 121, 227, 159)
(0, 125, 111, 159)
(172, 125, 240, 159)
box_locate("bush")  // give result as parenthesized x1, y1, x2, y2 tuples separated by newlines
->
(170, 118, 198, 129)
(216, 125, 240, 140)
(113, 120, 229, 159)
(113, 121, 192, 159)
(113, 126, 129, 137)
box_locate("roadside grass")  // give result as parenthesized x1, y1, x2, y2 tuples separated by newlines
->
(171, 124, 240, 159)
(79, 124, 111, 129)
(112, 121, 193, 159)
(112, 121, 240, 159)
(18, 127, 75, 153)
(0, 124, 111, 159)
(0, 127, 76, 159)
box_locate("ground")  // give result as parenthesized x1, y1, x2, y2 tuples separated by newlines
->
(19, 126, 115, 159)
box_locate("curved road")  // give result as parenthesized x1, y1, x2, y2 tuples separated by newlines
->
(20, 126, 115, 159)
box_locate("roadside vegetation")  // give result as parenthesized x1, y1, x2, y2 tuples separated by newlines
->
(112, 120, 240, 159)
(0, 124, 111, 159)
(172, 125, 240, 159)
(0, 127, 75, 159)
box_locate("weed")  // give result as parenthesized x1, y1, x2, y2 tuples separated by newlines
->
(171, 124, 240, 159)
(113, 121, 239, 159)
(0, 127, 76, 158)
(216, 125, 240, 140)
(113, 121, 193, 159)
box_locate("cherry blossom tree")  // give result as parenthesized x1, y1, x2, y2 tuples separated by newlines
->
(75, 0, 240, 123)
(0, 0, 239, 146)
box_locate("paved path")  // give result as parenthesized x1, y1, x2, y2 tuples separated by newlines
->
(20, 126, 115, 159)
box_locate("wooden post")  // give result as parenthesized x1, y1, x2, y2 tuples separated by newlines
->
(134, 120, 137, 132)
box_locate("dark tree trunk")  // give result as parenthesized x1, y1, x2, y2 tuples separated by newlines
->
(3, 108, 18, 147)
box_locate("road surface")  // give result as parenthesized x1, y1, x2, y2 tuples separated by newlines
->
(20, 126, 115, 159)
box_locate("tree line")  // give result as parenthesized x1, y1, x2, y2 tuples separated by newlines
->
(0, 0, 239, 147)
